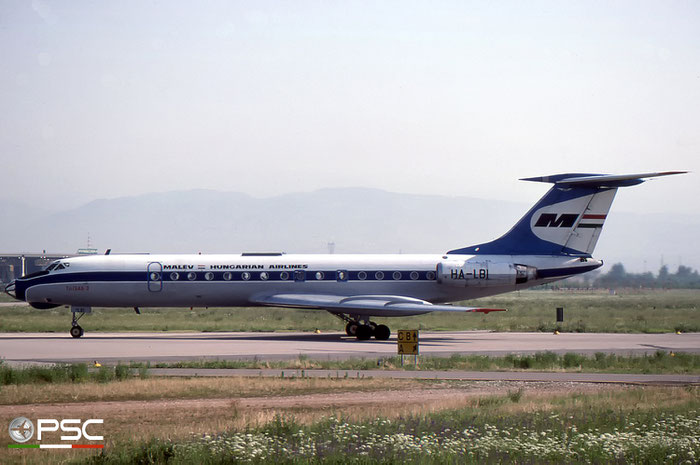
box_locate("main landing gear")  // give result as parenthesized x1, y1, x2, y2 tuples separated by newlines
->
(341, 317, 391, 341)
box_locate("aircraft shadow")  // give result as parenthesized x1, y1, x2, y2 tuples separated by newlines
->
(0, 332, 469, 347)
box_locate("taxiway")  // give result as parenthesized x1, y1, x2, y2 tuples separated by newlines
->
(1, 331, 698, 365)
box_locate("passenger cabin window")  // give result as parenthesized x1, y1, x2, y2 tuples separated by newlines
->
(357, 271, 367, 280)
(337, 270, 348, 282)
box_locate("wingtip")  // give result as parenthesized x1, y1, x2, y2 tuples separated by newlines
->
(657, 170, 689, 176)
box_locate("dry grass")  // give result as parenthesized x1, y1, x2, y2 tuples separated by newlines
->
(1, 379, 697, 465)
(1, 377, 422, 464)
(0, 376, 418, 405)
(471, 385, 700, 417)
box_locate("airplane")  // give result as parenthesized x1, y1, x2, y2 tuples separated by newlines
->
(4, 171, 686, 340)
(10, 419, 33, 441)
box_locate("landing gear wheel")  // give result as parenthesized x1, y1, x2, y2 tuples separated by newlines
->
(356, 324, 374, 341)
(70, 325, 84, 338)
(345, 321, 359, 337)
(374, 324, 391, 341)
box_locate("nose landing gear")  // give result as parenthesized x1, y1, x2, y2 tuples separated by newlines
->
(69, 306, 91, 338)
(70, 324, 84, 338)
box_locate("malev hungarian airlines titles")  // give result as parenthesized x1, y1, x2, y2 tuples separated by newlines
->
(5, 172, 685, 340)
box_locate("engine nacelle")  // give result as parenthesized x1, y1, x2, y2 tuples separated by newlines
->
(437, 260, 537, 287)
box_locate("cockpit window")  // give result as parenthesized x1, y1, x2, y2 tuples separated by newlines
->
(46, 262, 68, 271)
(46, 261, 71, 272)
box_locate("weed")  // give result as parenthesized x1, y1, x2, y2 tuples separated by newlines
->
(114, 364, 130, 381)
(563, 352, 585, 368)
(507, 388, 524, 403)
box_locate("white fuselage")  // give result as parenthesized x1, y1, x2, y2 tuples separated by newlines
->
(17, 253, 601, 309)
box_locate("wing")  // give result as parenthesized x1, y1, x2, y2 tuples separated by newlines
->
(249, 294, 505, 317)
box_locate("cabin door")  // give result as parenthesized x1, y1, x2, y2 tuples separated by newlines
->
(147, 262, 163, 292)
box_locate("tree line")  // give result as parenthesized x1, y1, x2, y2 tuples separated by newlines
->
(582, 263, 700, 289)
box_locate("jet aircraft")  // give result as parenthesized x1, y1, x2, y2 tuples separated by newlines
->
(4, 171, 686, 340)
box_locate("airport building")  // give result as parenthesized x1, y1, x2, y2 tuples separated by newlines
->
(0, 249, 97, 283)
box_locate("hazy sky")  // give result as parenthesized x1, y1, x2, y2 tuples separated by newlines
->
(1, 1, 698, 214)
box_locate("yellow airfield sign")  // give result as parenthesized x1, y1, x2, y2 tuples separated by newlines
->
(397, 329, 419, 355)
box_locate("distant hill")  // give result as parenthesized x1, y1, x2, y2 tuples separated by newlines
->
(0, 188, 697, 272)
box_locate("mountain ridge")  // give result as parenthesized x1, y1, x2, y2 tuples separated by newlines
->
(0, 188, 697, 272)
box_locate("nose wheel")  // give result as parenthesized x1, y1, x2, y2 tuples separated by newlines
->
(69, 308, 88, 338)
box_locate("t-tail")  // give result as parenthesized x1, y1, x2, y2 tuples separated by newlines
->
(448, 171, 687, 257)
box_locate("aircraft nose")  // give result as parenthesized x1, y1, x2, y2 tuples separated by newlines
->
(4, 280, 17, 299)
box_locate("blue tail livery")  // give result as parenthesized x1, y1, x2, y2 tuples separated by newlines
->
(448, 172, 687, 257)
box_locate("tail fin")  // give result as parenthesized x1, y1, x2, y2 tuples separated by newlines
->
(448, 171, 687, 257)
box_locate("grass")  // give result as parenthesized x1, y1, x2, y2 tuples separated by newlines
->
(149, 350, 700, 374)
(1, 350, 697, 394)
(0, 363, 139, 387)
(0, 288, 698, 334)
(2, 364, 698, 464)
(0, 370, 418, 405)
(80, 386, 700, 464)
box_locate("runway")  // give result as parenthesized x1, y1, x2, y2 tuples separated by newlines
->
(1, 331, 698, 365)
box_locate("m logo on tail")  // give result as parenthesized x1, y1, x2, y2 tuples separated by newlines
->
(534, 213, 578, 228)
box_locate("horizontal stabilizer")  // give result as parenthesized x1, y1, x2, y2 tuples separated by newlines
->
(250, 294, 505, 317)
(521, 171, 687, 187)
